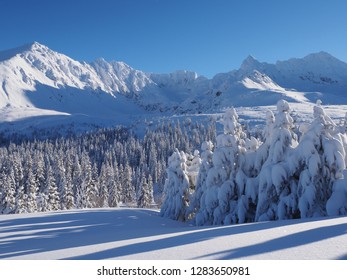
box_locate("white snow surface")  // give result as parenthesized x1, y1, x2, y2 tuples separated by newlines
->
(0, 208, 346, 260)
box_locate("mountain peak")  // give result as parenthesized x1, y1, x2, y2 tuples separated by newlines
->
(27, 41, 48, 50)
(239, 55, 261, 73)
(0, 41, 50, 62)
(244, 55, 258, 63)
(303, 51, 336, 62)
(277, 51, 347, 75)
(9, 41, 49, 54)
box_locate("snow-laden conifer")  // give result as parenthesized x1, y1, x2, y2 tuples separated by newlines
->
(256, 100, 298, 221)
(25, 169, 38, 213)
(160, 149, 190, 221)
(0, 170, 16, 214)
(195, 108, 247, 225)
(45, 165, 60, 211)
(122, 163, 136, 205)
(190, 141, 214, 225)
(137, 174, 154, 208)
(327, 170, 347, 216)
(296, 101, 346, 218)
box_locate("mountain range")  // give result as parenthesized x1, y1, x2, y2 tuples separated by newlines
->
(1, 42, 347, 127)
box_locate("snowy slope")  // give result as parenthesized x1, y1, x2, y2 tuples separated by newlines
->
(0, 208, 346, 260)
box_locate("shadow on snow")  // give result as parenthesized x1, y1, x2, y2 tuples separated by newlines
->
(0, 209, 346, 260)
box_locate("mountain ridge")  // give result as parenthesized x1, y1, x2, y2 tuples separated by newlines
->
(1, 42, 347, 124)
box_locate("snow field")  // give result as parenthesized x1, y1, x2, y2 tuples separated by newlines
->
(0, 208, 346, 260)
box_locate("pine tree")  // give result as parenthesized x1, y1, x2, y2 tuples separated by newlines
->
(122, 163, 135, 205)
(0, 169, 6, 212)
(81, 154, 98, 208)
(72, 155, 84, 208)
(160, 149, 190, 221)
(296, 101, 346, 218)
(64, 168, 75, 210)
(0, 170, 16, 214)
(191, 141, 214, 225)
(14, 184, 27, 214)
(147, 174, 154, 206)
(98, 162, 109, 207)
(45, 165, 60, 211)
(55, 155, 66, 210)
(33, 153, 45, 195)
(137, 174, 152, 208)
(148, 143, 158, 181)
(256, 100, 298, 221)
(25, 168, 38, 213)
(194, 108, 247, 225)
(186, 150, 202, 190)
(13, 156, 24, 194)
(109, 161, 120, 207)
(327, 170, 347, 216)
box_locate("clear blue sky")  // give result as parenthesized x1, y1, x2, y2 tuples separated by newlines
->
(1, 0, 346, 77)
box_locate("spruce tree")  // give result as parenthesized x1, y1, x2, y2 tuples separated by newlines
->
(25, 169, 38, 213)
(160, 149, 190, 221)
(256, 100, 298, 221)
(45, 165, 60, 211)
(297, 101, 346, 218)
(1, 170, 16, 214)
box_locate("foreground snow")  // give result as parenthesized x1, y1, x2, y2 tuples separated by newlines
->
(0, 208, 346, 260)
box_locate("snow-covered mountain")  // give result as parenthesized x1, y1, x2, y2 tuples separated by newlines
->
(236, 52, 347, 102)
(0, 42, 207, 119)
(1, 42, 347, 125)
(0, 42, 147, 117)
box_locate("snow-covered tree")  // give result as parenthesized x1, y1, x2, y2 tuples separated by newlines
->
(137, 174, 154, 208)
(190, 141, 214, 225)
(34, 156, 45, 189)
(327, 170, 347, 216)
(231, 135, 261, 224)
(25, 169, 38, 213)
(195, 108, 247, 225)
(98, 162, 109, 207)
(147, 174, 154, 205)
(109, 161, 121, 207)
(254, 110, 275, 172)
(84, 159, 98, 208)
(160, 149, 190, 221)
(122, 163, 136, 205)
(54, 155, 66, 210)
(73, 155, 85, 208)
(45, 165, 60, 211)
(63, 167, 75, 210)
(186, 150, 202, 189)
(0, 170, 16, 214)
(256, 100, 298, 221)
(218, 108, 249, 225)
(296, 101, 346, 218)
